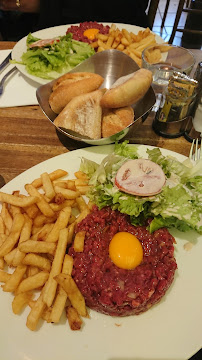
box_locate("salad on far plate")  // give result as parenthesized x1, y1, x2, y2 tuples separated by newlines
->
(12, 32, 95, 80)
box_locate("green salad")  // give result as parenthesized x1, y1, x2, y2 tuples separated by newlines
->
(80, 141, 202, 234)
(13, 33, 95, 80)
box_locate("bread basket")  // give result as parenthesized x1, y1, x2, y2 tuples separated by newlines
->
(36, 49, 156, 145)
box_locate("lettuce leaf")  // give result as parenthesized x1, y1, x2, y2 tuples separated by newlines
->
(114, 141, 139, 159)
(13, 33, 95, 80)
(79, 142, 202, 234)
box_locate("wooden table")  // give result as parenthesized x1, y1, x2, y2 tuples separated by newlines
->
(0, 42, 201, 184)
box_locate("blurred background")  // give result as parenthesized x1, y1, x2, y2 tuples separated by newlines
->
(151, 0, 202, 48)
(0, 0, 201, 49)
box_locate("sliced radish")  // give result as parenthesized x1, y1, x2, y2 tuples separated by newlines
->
(29, 38, 59, 48)
(115, 159, 166, 196)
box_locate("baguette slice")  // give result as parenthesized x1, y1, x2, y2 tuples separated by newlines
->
(54, 89, 105, 139)
(49, 72, 104, 114)
(102, 106, 134, 138)
(100, 68, 152, 108)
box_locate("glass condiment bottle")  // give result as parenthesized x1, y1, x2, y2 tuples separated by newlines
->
(156, 71, 198, 123)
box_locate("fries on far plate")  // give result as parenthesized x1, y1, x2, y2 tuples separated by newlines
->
(0, 168, 92, 331)
(143, 44, 173, 64)
(90, 24, 167, 68)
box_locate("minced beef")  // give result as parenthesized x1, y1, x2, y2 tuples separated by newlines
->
(66, 21, 110, 43)
(68, 206, 177, 317)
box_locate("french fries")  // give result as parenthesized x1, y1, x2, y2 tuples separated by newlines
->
(26, 291, 46, 331)
(66, 306, 83, 331)
(41, 172, 56, 200)
(48, 254, 73, 323)
(0, 168, 91, 331)
(54, 273, 88, 317)
(12, 292, 33, 314)
(43, 228, 70, 307)
(16, 271, 49, 294)
(90, 24, 168, 68)
(0, 213, 25, 257)
(73, 231, 85, 252)
(45, 206, 71, 243)
(31, 169, 68, 188)
(25, 184, 55, 218)
(0, 270, 11, 282)
(0, 215, 5, 234)
(3, 264, 27, 292)
(19, 240, 56, 255)
(143, 44, 172, 64)
(22, 253, 52, 271)
(0, 192, 38, 207)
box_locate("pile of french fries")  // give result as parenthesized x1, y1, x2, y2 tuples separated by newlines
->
(143, 43, 172, 64)
(0, 169, 92, 331)
(90, 24, 168, 68)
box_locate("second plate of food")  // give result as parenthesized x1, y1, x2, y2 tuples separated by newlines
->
(11, 23, 164, 85)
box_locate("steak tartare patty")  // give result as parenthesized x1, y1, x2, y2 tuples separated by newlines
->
(66, 21, 110, 43)
(68, 206, 177, 317)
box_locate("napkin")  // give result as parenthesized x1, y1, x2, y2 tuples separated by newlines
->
(0, 50, 39, 107)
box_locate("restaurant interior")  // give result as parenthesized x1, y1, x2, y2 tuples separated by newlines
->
(0, 1, 201, 360)
(151, 0, 202, 48)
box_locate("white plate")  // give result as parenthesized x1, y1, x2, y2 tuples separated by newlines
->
(11, 23, 164, 85)
(0, 144, 201, 360)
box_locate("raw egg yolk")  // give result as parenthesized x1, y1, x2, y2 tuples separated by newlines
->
(83, 28, 99, 40)
(109, 232, 143, 270)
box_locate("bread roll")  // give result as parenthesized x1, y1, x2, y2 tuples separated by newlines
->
(102, 107, 134, 138)
(54, 89, 105, 139)
(49, 72, 104, 114)
(100, 68, 152, 108)
(52, 72, 99, 91)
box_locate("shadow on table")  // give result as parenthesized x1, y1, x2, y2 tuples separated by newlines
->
(56, 129, 89, 151)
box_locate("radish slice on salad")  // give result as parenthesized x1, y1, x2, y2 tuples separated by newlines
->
(29, 38, 60, 48)
(115, 159, 166, 196)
